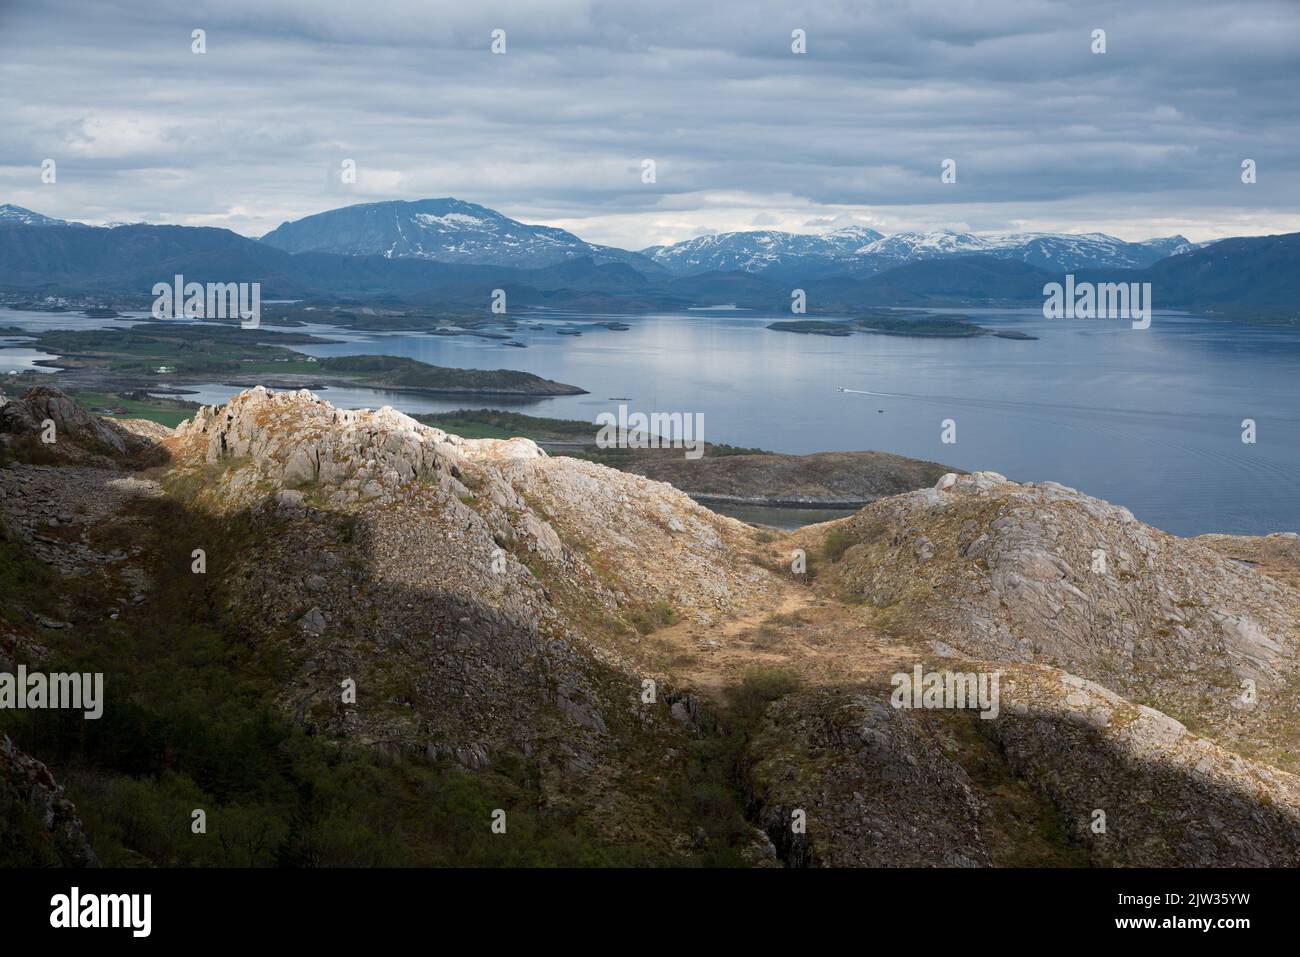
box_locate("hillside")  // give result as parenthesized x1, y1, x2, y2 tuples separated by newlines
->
(1, 387, 1298, 866)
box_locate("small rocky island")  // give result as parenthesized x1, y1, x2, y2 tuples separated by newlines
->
(768, 311, 1037, 340)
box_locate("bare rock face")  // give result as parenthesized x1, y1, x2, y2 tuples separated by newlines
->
(819, 471, 1300, 762)
(745, 687, 990, 867)
(0, 734, 98, 866)
(169, 387, 772, 633)
(986, 665, 1300, 867)
(0, 386, 166, 467)
(173, 387, 476, 504)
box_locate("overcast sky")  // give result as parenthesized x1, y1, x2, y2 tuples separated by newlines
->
(1, 0, 1297, 249)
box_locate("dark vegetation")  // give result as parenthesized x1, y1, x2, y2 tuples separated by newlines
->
(767, 311, 1037, 339)
(765, 320, 854, 336)
(317, 355, 583, 395)
(0, 483, 785, 866)
(856, 315, 989, 337)
(1, 500, 654, 864)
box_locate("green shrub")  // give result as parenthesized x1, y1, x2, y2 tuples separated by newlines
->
(626, 600, 679, 635)
(821, 529, 857, 562)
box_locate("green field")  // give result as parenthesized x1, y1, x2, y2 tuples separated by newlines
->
(69, 391, 199, 428)
(33, 326, 327, 378)
(415, 408, 597, 442)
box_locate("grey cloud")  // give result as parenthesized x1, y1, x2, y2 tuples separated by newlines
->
(0, 0, 1296, 247)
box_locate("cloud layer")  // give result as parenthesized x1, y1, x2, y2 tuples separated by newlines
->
(2, 0, 1297, 248)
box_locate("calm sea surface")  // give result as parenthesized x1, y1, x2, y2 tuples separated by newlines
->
(3, 306, 1296, 536)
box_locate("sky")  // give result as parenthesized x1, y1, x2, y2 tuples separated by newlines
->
(1, 0, 1298, 250)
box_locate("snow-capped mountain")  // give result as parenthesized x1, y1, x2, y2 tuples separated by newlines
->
(0, 204, 78, 227)
(3, 196, 1202, 281)
(641, 225, 885, 277)
(259, 198, 659, 271)
(853, 230, 1194, 273)
(648, 227, 1195, 277)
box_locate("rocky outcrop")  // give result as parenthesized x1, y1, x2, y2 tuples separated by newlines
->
(169, 386, 773, 630)
(745, 687, 990, 867)
(0, 386, 166, 468)
(986, 665, 1300, 867)
(160, 387, 776, 852)
(813, 471, 1300, 765)
(172, 387, 474, 505)
(744, 664, 1300, 868)
(0, 734, 98, 867)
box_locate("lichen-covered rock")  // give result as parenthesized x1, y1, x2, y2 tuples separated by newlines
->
(817, 471, 1300, 765)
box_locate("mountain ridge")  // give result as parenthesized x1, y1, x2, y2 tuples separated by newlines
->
(2, 384, 1298, 866)
(6, 197, 1203, 279)
(260, 197, 665, 273)
(1, 203, 1296, 318)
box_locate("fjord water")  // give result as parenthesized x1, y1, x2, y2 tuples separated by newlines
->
(12, 307, 1295, 537)
(200, 308, 1298, 537)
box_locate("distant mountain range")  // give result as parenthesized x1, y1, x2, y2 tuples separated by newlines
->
(7, 198, 1195, 277)
(846, 230, 1194, 275)
(0, 199, 1294, 319)
(255, 198, 1196, 277)
(642, 227, 1194, 278)
(641, 226, 884, 279)
(259, 197, 663, 273)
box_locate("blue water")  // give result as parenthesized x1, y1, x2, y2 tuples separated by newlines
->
(3, 306, 1296, 536)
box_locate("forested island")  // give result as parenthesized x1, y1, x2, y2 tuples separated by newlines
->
(768, 311, 1037, 340)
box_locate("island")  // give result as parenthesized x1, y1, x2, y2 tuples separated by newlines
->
(4, 324, 587, 398)
(309, 355, 586, 396)
(768, 310, 1037, 340)
(765, 321, 854, 336)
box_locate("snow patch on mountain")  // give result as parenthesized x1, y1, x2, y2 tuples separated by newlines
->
(651, 226, 1195, 276)
(642, 226, 887, 276)
(260, 198, 658, 272)
(0, 204, 77, 227)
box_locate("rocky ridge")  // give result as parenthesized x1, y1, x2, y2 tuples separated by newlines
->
(807, 470, 1300, 768)
(2, 386, 1297, 866)
(0, 386, 166, 468)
